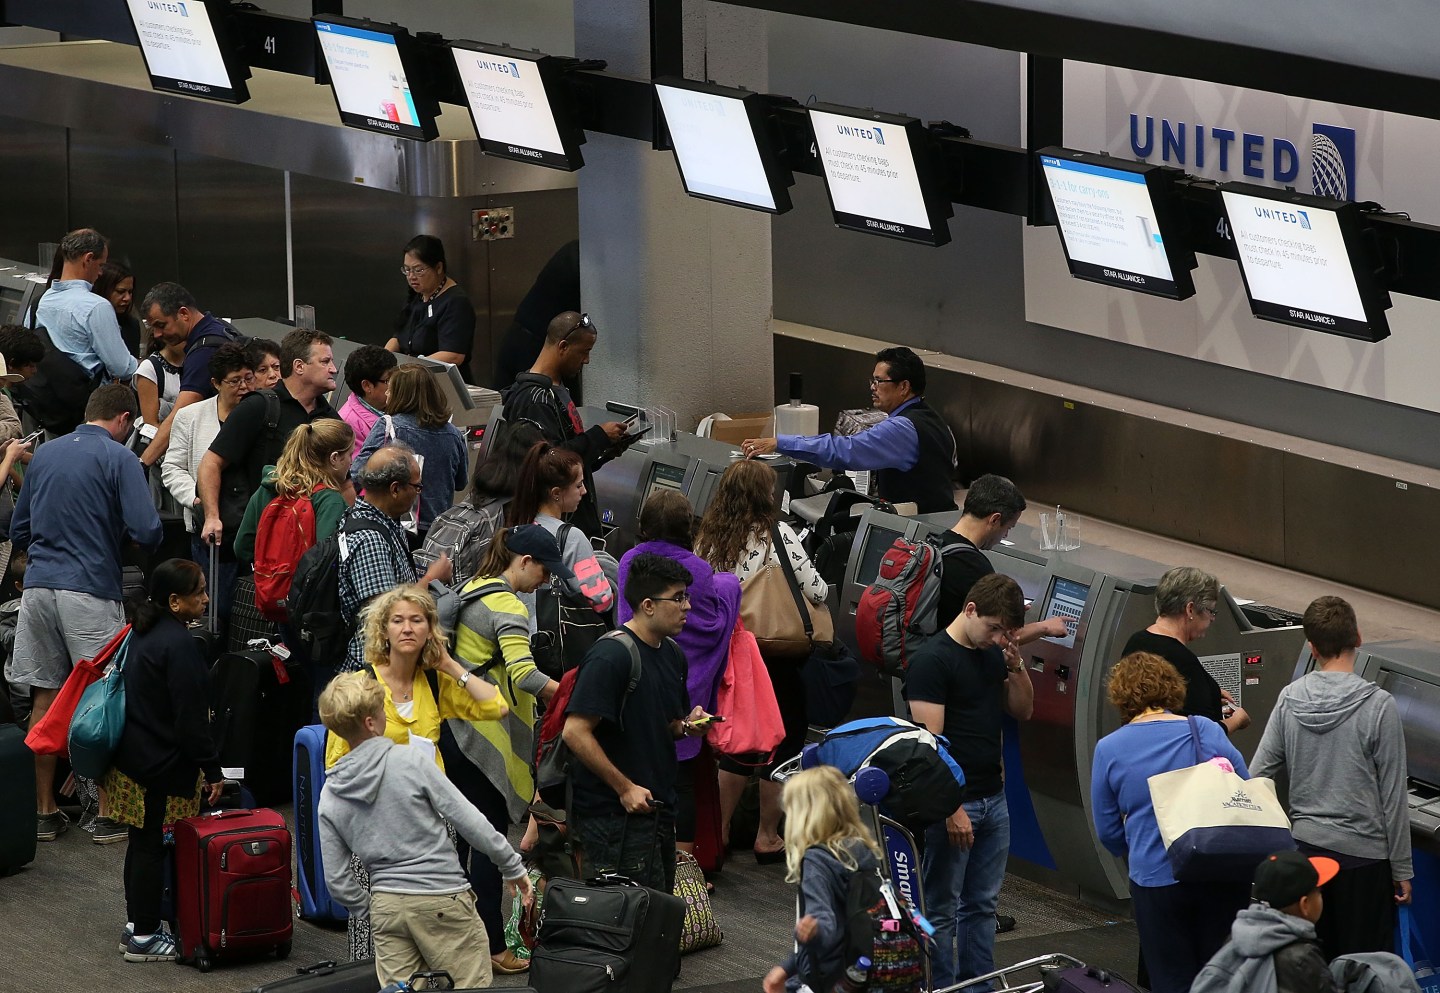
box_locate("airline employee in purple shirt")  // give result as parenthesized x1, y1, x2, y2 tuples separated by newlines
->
(742, 346, 958, 514)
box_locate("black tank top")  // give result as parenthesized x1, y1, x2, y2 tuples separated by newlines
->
(874, 398, 957, 514)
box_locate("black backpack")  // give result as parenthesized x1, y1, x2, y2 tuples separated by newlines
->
(286, 517, 385, 667)
(12, 327, 104, 436)
(800, 854, 925, 993)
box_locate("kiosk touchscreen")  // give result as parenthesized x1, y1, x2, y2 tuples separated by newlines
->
(315, 16, 440, 141)
(641, 458, 690, 507)
(807, 104, 953, 247)
(1038, 575, 1089, 650)
(1219, 182, 1391, 342)
(126, 0, 250, 103)
(654, 78, 793, 214)
(451, 43, 584, 170)
(1038, 148, 1196, 300)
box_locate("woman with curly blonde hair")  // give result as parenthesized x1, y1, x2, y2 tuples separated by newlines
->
(696, 459, 827, 862)
(1091, 651, 1250, 993)
(763, 766, 882, 993)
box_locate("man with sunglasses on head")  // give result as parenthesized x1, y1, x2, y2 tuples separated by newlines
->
(500, 311, 628, 539)
(741, 346, 958, 514)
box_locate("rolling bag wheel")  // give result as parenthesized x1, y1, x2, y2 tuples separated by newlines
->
(276, 939, 292, 960)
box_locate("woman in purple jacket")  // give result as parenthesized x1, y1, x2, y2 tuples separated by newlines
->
(617, 489, 740, 856)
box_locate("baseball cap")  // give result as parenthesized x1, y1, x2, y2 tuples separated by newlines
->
(506, 524, 574, 581)
(1252, 850, 1340, 907)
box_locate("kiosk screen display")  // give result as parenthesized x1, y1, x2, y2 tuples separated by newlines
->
(643, 462, 688, 505)
(807, 105, 951, 246)
(451, 43, 582, 170)
(654, 79, 791, 213)
(316, 17, 437, 141)
(856, 525, 905, 588)
(1375, 668, 1440, 789)
(1220, 183, 1390, 341)
(1041, 576, 1089, 650)
(126, 0, 248, 103)
(1039, 149, 1195, 299)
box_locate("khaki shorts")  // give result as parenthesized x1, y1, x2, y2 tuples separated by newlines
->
(6, 588, 125, 690)
(370, 889, 492, 989)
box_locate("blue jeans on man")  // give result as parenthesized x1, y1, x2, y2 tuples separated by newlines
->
(921, 791, 1010, 991)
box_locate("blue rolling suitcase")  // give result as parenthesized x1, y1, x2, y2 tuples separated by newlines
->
(294, 724, 347, 923)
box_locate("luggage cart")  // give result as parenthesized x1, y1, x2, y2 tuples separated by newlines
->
(774, 747, 1101, 993)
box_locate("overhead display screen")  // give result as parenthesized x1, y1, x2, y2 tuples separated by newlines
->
(1038, 149, 1196, 300)
(126, 0, 249, 103)
(654, 78, 792, 214)
(807, 104, 952, 246)
(451, 43, 583, 171)
(315, 17, 438, 141)
(1220, 183, 1391, 341)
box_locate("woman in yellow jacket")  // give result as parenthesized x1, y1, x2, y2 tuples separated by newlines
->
(324, 582, 506, 963)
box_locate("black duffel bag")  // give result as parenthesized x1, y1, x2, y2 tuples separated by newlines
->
(12, 327, 103, 435)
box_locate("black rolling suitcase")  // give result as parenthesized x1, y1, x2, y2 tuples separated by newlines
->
(247, 959, 378, 992)
(210, 645, 311, 806)
(0, 722, 36, 876)
(531, 873, 685, 993)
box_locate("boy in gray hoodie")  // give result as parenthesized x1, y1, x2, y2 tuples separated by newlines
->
(318, 671, 533, 988)
(1250, 596, 1413, 959)
(1191, 850, 1339, 993)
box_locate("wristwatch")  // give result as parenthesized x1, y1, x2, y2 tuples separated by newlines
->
(458, 671, 472, 688)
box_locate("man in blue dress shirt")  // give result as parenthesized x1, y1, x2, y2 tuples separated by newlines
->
(742, 346, 958, 513)
(34, 228, 138, 383)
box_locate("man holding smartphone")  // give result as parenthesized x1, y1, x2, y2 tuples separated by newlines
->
(561, 553, 714, 891)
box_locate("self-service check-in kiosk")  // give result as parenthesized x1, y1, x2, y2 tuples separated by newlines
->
(839, 509, 1308, 905)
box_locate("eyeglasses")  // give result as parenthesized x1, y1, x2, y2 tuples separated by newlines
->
(1196, 604, 1218, 618)
(869, 376, 897, 386)
(219, 373, 255, 388)
(651, 591, 691, 605)
(399, 264, 431, 277)
(559, 313, 595, 344)
(405, 480, 425, 492)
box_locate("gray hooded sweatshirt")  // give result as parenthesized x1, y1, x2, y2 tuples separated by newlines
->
(1191, 905, 1336, 993)
(318, 736, 525, 914)
(1250, 669, 1412, 879)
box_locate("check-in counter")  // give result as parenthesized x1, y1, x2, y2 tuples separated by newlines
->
(840, 509, 1308, 905)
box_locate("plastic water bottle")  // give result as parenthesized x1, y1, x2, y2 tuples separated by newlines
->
(833, 955, 871, 993)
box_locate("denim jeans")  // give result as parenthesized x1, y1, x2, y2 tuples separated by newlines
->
(921, 791, 1010, 991)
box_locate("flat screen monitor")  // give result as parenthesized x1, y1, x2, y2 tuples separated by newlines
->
(1375, 668, 1440, 789)
(450, 42, 584, 171)
(314, 16, 439, 141)
(689, 467, 725, 518)
(653, 77, 793, 214)
(643, 461, 688, 507)
(1038, 148, 1197, 300)
(1219, 182, 1391, 342)
(856, 524, 905, 589)
(126, 0, 250, 103)
(807, 104, 953, 246)
(1040, 576, 1089, 650)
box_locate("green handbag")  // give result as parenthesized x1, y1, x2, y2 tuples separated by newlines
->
(68, 627, 133, 780)
(675, 850, 723, 954)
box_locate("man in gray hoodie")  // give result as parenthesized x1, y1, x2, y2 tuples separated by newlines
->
(1250, 596, 1413, 959)
(1191, 850, 1339, 993)
(317, 671, 533, 989)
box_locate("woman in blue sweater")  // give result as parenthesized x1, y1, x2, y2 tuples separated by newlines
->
(105, 559, 226, 963)
(1090, 651, 1251, 993)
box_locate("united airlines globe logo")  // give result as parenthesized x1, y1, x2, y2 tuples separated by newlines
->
(1311, 133, 1348, 200)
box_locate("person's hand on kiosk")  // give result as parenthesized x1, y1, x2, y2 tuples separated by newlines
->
(1036, 617, 1070, 640)
(741, 438, 777, 458)
(1220, 689, 1251, 734)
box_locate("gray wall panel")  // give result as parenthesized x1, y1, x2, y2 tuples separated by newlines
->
(175, 153, 288, 321)
(67, 134, 178, 283)
(0, 117, 67, 263)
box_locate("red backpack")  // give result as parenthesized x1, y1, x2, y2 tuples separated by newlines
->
(854, 536, 980, 676)
(253, 484, 326, 622)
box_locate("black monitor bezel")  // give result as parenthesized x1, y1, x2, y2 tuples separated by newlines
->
(1219, 181, 1392, 342)
(313, 14, 441, 142)
(806, 103, 954, 247)
(448, 41, 586, 172)
(125, 0, 252, 105)
(1037, 146, 1198, 301)
(653, 76, 794, 215)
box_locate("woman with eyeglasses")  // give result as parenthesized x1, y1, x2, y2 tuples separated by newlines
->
(386, 234, 476, 384)
(1120, 565, 1251, 736)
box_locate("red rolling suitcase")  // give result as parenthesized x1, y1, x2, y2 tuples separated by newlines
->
(173, 807, 294, 971)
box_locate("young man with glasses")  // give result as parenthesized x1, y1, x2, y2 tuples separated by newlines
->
(561, 553, 714, 891)
(501, 310, 629, 539)
(741, 345, 958, 514)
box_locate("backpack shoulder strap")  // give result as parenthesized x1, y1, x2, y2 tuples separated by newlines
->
(602, 628, 646, 728)
(425, 667, 441, 703)
(258, 388, 281, 439)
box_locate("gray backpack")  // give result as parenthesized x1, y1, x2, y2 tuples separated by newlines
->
(415, 497, 504, 590)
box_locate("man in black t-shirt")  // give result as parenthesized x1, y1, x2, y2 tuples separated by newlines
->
(562, 553, 713, 891)
(905, 573, 1031, 991)
(936, 474, 1069, 646)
